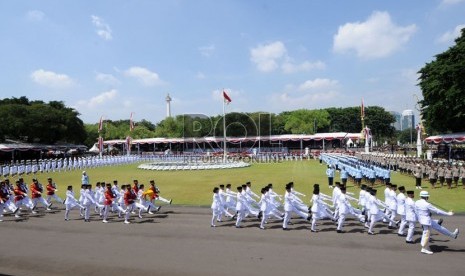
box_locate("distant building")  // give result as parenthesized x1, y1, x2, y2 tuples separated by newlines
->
(389, 111, 401, 130)
(401, 109, 415, 131)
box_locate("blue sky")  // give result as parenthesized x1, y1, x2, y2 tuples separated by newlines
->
(1, 0, 464, 124)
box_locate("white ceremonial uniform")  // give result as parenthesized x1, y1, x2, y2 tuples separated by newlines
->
(235, 192, 246, 227)
(388, 189, 397, 227)
(64, 190, 84, 220)
(396, 192, 407, 235)
(211, 192, 221, 227)
(405, 197, 417, 243)
(283, 191, 309, 229)
(415, 198, 455, 253)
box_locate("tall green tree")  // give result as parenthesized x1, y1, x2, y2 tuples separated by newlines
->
(418, 28, 465, 133)
(281, 109, 330, 134)
(0, 97, 86, 144)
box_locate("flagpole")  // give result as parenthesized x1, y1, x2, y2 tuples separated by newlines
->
(99, 135, 102, 158)
(223, 90, 227, 162)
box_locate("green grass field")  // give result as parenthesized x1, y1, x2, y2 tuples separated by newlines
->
(13, 160, 465, 212)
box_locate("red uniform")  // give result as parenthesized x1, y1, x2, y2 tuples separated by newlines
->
(30, 183, 42, 199)
(149, 185, 158, 200)
(124, 189, 137, 206)
(46, 183, 56, 196)
(14, 186, 27, 202)
(104, 190, 115, 206)
(132, 183, 139, 194)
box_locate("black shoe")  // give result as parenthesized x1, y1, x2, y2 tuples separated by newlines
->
(397, 233, 406, 237)
(368, 231, 375, 235)
(388, 226, 395, 230)
(438, 218, 443, 226)
(406, 240, 414, 244)
(311, 229, 318, 233)
(282, 227, 289, 231)
(337, 230, 343, 233)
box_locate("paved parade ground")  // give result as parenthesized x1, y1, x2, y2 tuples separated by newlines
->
(0, 206, 464, 276)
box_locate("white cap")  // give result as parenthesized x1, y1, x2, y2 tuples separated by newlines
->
(82, 171, 86, 174)
(420, 191, 429, 197)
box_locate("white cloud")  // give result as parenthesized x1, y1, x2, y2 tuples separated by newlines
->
(198, 44, 216, 57)
(298, 78, 339, 91)
(333, 11, 417, 59)
(269, 79, 341, 110)
(91, 15, 112, 41)
(250, 41, 287, 72)
(124, 66, 164, 86)
(30, 69, 74, 89)
(95, 72, 120, 86)
(77, 89, 118, 108)
(437, 24, 465, 44)
(251, 41, 325, 73)
(282, 60, 326, 74)
(26, 10, 45, 21)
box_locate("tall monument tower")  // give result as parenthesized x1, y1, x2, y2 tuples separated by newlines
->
(166, 93, 172, 118)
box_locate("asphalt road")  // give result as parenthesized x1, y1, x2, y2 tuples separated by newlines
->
(0, 206, 464, 276)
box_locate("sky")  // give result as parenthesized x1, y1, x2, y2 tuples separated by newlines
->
(1, 0, 464, 124)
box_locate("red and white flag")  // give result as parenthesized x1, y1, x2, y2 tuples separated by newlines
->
(129, 112, 135, 132)
(126, 136, 132, 153)
(98, 116, 104, 133)
(223, 90, 232, 104)
(98, 137, 104, 152)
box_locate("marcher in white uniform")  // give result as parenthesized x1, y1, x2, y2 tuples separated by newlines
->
(367, 189, 398, 235)
(235, 186, 246, 228)
(336, 187, 364, 233)
(218, 185, 234, 221)
(211, 187, 221, 227)
(310, 184, 333, 232)
(415, 191, 459, 254)
(283, 184, 311, 230)
(405, 190, 417, 244)
(258, 187, 270, 230)
(64, 185, 85, 221)
(387, 184, 398, 229)
(396, 186, 407, 236)
(224, 184, 237, 214)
